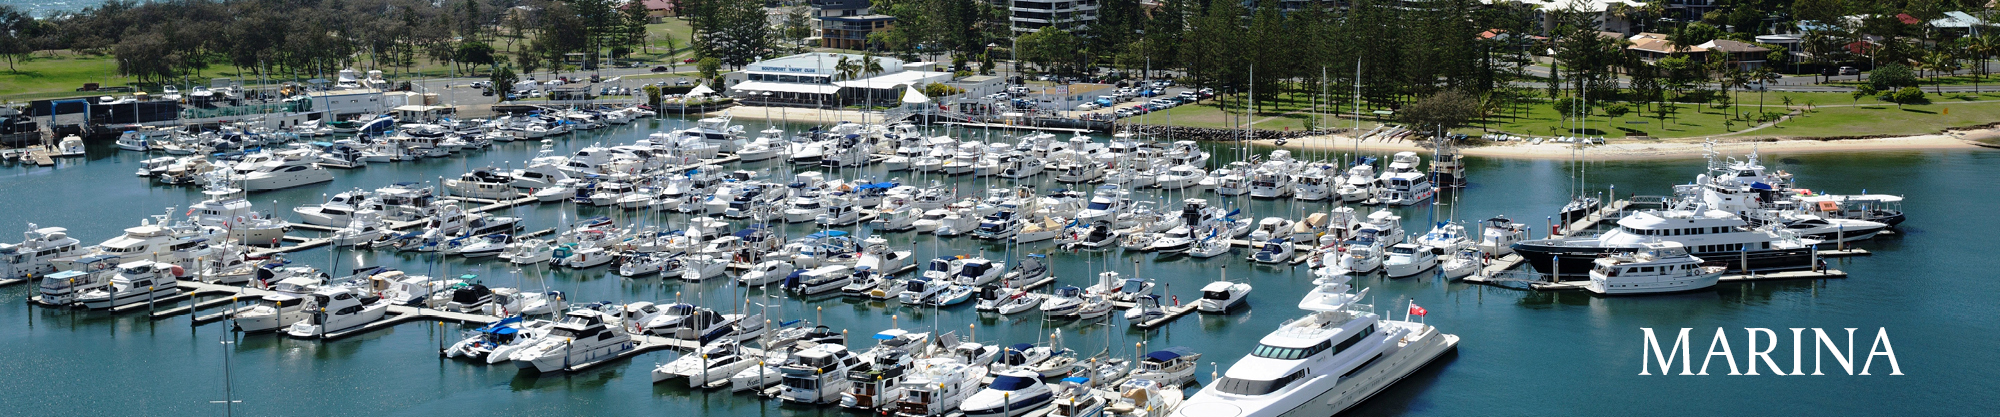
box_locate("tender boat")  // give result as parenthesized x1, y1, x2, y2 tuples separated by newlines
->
(1197, 281, 1251, 313)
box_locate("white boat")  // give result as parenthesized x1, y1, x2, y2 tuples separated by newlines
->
(510, 309, 636, 372)
(1170, 274, 1458, 417)
(444, 316, 550, 362)
(499, 238, 553, 264)
(230, 293, 310, 332)
(678, 255, 729, 281)
(1383, 243, 1438, 278)
(74, 261, 180, 309)
(1, 224, 85, 281)
(1475, 216, 1529, 256)
(285, 287, 390, 338)
(1129, 346, 1203, 387)
(653, 338, 758, 387)
(1585, 242, 1726, 294)
(738, 260, 796, 286)
(1075, 294, 1114, 319)
(293, 190, 372, 227)
(1439, 247, 1485, 280)
(34, 256, 119, 306)
(1197, 281, 1251, 313)
(444, 167, 522, 199)
(779, 344, 865, 404)
(786, 265, 854, 296)
(1248, 238, 1294, 264)
(961, 369, 1056, 417)
(187, 180, 290, 245)
(894, 357, 991, 417)
(237, 159, 334, 192)
(1040, 286, 1085, 316)
(1376, 152, 1435, 206)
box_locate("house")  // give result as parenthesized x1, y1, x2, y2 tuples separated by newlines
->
(1011, 0, 1100, 33)
(1625, 33, 1772, 70)
(638, 0, 677, 18)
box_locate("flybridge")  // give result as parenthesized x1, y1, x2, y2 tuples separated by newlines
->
(1639, 328, 1902, 376)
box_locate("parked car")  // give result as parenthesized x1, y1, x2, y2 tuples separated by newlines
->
(1839, 66, 1859, 75)
(469, 81, 489, 89)
(652, 66, 671, 72)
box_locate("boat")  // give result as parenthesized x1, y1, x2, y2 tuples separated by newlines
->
(1383, 243, 1439, 278)
(1376, 151, 1435, 206)
(1170, 274, 1458, 417)
(509, 309, 636, 372)
(237, 158, 335, 192)
(893, 357, 991, 417)
(1585, 242, 1727, 294)
(1040, 286, 1085, 316)
(652, 338, 759, 387)
(737, 260, 796, 286)
(1511, 206, 1819, 280)
(999, 254, 1050, 287)
(74, 261, 181, 309)
(186, 181, 290, 246)
(230, 293, 310, 333)
(1129, 347, 1203, 387)
(1438, 247, 1485, 280)
(34, 255, 120, 306)
(1475, 216, 1529, 256)
(284, 287, 390, 338)
(1188, 237, 1231, 258)
(1248, 238, 1293, 264)
(779, 344, 866, 404)
(931, 284, 977, 306)
(961, 369, 1056, 417)
(444, 167, 522, 199)
(786, 265, 855, 296)
(1, 224, 86, 282)
(1123, 294, 1168, 323)
(443, 316, 544, 361)
(1197, 281, 1251, 313)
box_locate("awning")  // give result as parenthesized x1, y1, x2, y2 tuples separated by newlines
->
(687, 83, 717, 96)
(902, 86, 930, 104)
(729, 81, 835, 95)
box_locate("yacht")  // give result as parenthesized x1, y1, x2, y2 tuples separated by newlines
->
(961, 369, 1056, 417)
(237, 158, 335, 192)
(1171, 275, 1458, 417)
(1512, 206, 1819, 280)
(1376, 152, 1435, 206)
(1475, 216, 1529, 256)
(293, 189, 372, 227)
(738, 260, 796, 286)
(1, 224, 85, 281)
(780, 344, 867, 404)
(285, 287, 390, 338)
(1198, 281, 1252, 313)
(1249, 238, 1294, 263)
(188, 181, 290, 245)
(786, 265, 854, 296)
(445, 167, 521, 199)
(653, 338, 759, 387)
(1129, 347, 1204, 387)
(75, 261, 180, 309)
(444, 316, 552, 362)
(1382, 243, 1438, 278)
(1040, 286, 1086, 316)
(230, 293, 310, 332)
(510, 309, 636, 372)
(34, 255, 119, 306)
(1585, 242, 1726, 295)
(893, 357, 990, 417)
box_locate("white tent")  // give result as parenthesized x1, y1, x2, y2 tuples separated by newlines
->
(688, 84, 716, 96)
(901, 86, 930, 104)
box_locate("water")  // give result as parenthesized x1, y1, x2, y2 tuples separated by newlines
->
(2, 0, 87, 18)
(0, 119, 1993, 415)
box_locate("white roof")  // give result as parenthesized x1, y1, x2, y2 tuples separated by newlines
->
(688, 84, 717, 96)
(731, 81, 837, 95)
(834, 71, 952, 89)
(902, 86, 930, 104)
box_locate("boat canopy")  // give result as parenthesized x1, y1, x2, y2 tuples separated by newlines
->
(1144, 347, 1198, 363)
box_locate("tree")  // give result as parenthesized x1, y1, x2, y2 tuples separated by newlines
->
(457, 40, 497, 74)
(781, 7, 813, 54)
(1889, 86, 1925, 108)
(1015, 27, 1075, 73)
(1400, 90, 1481, 134)
(489, 65, 518, 102)
(1918, 50, 1959, 94)
(1752, 67, 1780, 114)
(1869, 63, 1916, 92)
(0, 5, 44, 72)
(516, 49, 543, 77)
(1852, 85, 1876, 105)
(697, 57, 721, 81)
(1963, 34, 1998, 93)
(1603, 103, 1631, 125)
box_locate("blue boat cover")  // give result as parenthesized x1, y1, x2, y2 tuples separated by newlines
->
(1144, 346, 1197, 362)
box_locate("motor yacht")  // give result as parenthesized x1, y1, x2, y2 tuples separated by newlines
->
(285, 287, 390, 338)
(510, 309, 636, 372)
(1198, 281, 1251, 313)
(75, 261, 181, 309)
(961, 369, 1056, 417)
(1383, 243, 1439, 278)
(230, 293, 310, 333)
(780, 344, 866, 404)
(1585, 242, 1727, 294)
(1171, 275, 1458, 417)
(1, 224, 85, 281)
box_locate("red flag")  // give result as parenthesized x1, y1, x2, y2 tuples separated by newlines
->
(1409, 303, 1427, 317)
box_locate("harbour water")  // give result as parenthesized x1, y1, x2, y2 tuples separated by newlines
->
(0, 118, 1993, 415)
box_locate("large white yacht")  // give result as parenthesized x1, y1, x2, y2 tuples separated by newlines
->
(780, 344, 866, 404)
(510, 309, 636, 372)
(75, 261, 181, 309)
(236, 155, 334, 192)
(1173, 275, 1457, 417)
(1375, 152, 1434, 206)
(1585, 242, 1726, 295)
(1, 224, 86, 281)
(188, 180, 290, 245)
(1512, 205, 1819, 280)
(961, 368, 1055, 417)
(285, 287, 389, 338)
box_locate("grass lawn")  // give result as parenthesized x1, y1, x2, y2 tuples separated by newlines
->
(0, 52, 153, 103)
(1749, 99, 2000, 138)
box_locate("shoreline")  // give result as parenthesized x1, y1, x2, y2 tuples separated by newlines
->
(708, 105, 1989, 160)
(1247, 130, 1990, 161)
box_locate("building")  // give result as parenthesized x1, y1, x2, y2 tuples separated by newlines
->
(1009, 0, 1099, 33)
(1625, 33, 1772, 70)
(813, 0, 894, 49)
(725, 52, 954, 107)
(638, 0, 677, 18)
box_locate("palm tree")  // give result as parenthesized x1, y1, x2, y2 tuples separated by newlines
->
(1722, 68, 1751, 119)
(860, 54, 885, 107)
(1921, 50, 1960, 95)
(835, 55, 860, 81)
(1753, 67, 1781, 115)
(1964, 34, 2000, 93)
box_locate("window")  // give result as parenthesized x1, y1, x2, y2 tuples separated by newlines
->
(1213, 370, 1307, 396)
(1332, 325, 1375, 354)
(1343, 354, 1383, 378)
(1252, 340, 1330, 360)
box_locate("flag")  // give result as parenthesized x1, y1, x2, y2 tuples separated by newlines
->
(1409, 303, 1427, 317)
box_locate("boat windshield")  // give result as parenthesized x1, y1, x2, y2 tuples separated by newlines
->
(1212, 371, 1305, 396)
(988, 375, 1036, 391)
(1202, 290, 1230, 300)
(1087, 201, 1111, 210)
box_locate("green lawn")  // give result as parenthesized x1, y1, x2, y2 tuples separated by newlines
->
(1747, 99, 2000, 138)
(0, 53, 147, 102)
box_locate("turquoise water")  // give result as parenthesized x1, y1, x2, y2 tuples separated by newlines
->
(0, 119, 1993, 415)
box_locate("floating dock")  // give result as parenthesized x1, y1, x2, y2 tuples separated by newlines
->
(1464, 268, 1851, 291)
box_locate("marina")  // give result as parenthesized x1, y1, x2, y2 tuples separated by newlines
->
(0, 114, 1981, 416)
